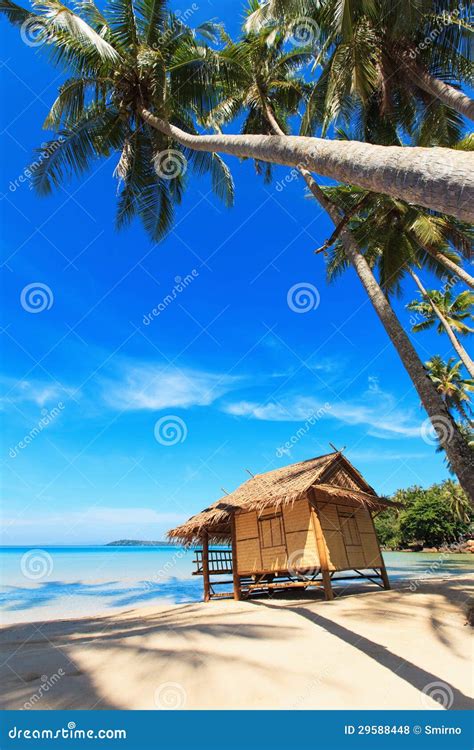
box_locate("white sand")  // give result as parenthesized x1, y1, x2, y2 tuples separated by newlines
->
(1, 577, 472, 710)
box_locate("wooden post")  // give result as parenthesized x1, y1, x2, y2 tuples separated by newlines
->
(310, 498, 334, 601)
(202, 532, 211, 602)
(231, 515, 241, 601)
(369, 511, 391, 590)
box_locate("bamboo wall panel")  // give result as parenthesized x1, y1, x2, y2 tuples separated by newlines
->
(354, 507, 374, 534)
(324, 530, 349, 570)
(345, 545, 366, 568)
(360, 533, 382, 566)
(318, 505, 340, 531)
(236, 538, 262, 572)
(261, 546, 287, 571)
(285, 530, 320, 568)
(283, 501, 311, 533)
(235, 511, 258, 540)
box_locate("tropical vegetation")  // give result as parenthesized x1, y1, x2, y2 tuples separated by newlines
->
(1, 0, 473, 501)
(374, 481, 471, 549)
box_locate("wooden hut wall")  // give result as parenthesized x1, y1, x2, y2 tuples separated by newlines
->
(234, 499, 319, 574)
(316, 503, 382, 570)
(234, 498, 382, 575)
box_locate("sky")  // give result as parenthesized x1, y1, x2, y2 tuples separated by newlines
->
(0, 0, 467, 545)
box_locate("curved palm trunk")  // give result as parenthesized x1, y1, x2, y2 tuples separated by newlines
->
(401, 58, 474, 122)
(304, 173, 474, 503)
(414, 240, 474, 290)
(138, 108, 474, 222)
(259, 105, 474, 503)
(409, 268, 474, 378)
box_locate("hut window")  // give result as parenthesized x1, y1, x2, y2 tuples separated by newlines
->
(259, 513, 284, 548)
(339, 513, 361, 546)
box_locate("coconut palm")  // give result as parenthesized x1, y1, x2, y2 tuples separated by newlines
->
(246, 0, 474, 132)
(321, 185, 474, 291)
(408, 282, 474, 377)
(204, 15, 474, 504)
(0, 0, 237, 241)
(1, 0, 473, 219)
(2, 0, 474, 500)
(426, 355, 473, 423)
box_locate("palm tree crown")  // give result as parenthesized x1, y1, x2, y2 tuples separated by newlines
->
(1, 0, 234, 240)
(408, 289, 474, 335)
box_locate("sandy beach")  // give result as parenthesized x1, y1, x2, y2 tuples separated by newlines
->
(1, 576, 472, 711)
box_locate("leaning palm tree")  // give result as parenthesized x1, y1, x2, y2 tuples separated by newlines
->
(203, 15, 474, 504)
(2, 0, 474, 501)
(247, 0, 474, 129)
(1, 0, 473, 219)
(320, 185, 474, 290)
(426, 355, 473, 423)
(408, 283, 474, 377)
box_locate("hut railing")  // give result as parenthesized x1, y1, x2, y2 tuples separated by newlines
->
(193, 548, 233, 575)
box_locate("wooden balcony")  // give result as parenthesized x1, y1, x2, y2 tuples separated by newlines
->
(193, 548, 233, 575)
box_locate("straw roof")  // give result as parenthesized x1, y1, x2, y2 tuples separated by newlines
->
(168, 452, 397, 544)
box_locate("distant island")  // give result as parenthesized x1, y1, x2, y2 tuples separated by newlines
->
(106, 539, 176, 547)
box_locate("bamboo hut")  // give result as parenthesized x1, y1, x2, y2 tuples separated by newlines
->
(168, 451, 398, 601)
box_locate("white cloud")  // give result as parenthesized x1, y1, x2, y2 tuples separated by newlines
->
(101, 363, 240, 412)
(223, 388, 422, 439)
(0, 376, 71, 408)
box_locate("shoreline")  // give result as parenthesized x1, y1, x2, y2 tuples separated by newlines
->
(1, 575, 472, 710)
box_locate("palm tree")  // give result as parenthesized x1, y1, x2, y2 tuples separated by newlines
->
(408, 280, 474, 377)
(2, 0, 474, 501)
(426, 355, 473, 423)
(321, 185, 474, 290)
(202, 16, 474, 505)
(246, 0, 474, 126)
(1, 0, 473, 219)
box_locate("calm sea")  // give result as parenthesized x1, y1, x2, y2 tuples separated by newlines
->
(0, 546, 472, 624)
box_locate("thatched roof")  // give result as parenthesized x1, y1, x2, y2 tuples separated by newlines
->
(168, 452, 397, 544)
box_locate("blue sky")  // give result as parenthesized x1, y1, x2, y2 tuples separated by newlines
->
(0, 0, 467, 544)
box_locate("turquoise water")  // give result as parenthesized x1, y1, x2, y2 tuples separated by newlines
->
(0, 546, 472, 624)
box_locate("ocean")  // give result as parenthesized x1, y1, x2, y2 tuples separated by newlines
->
(0, 546, 472, 624)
